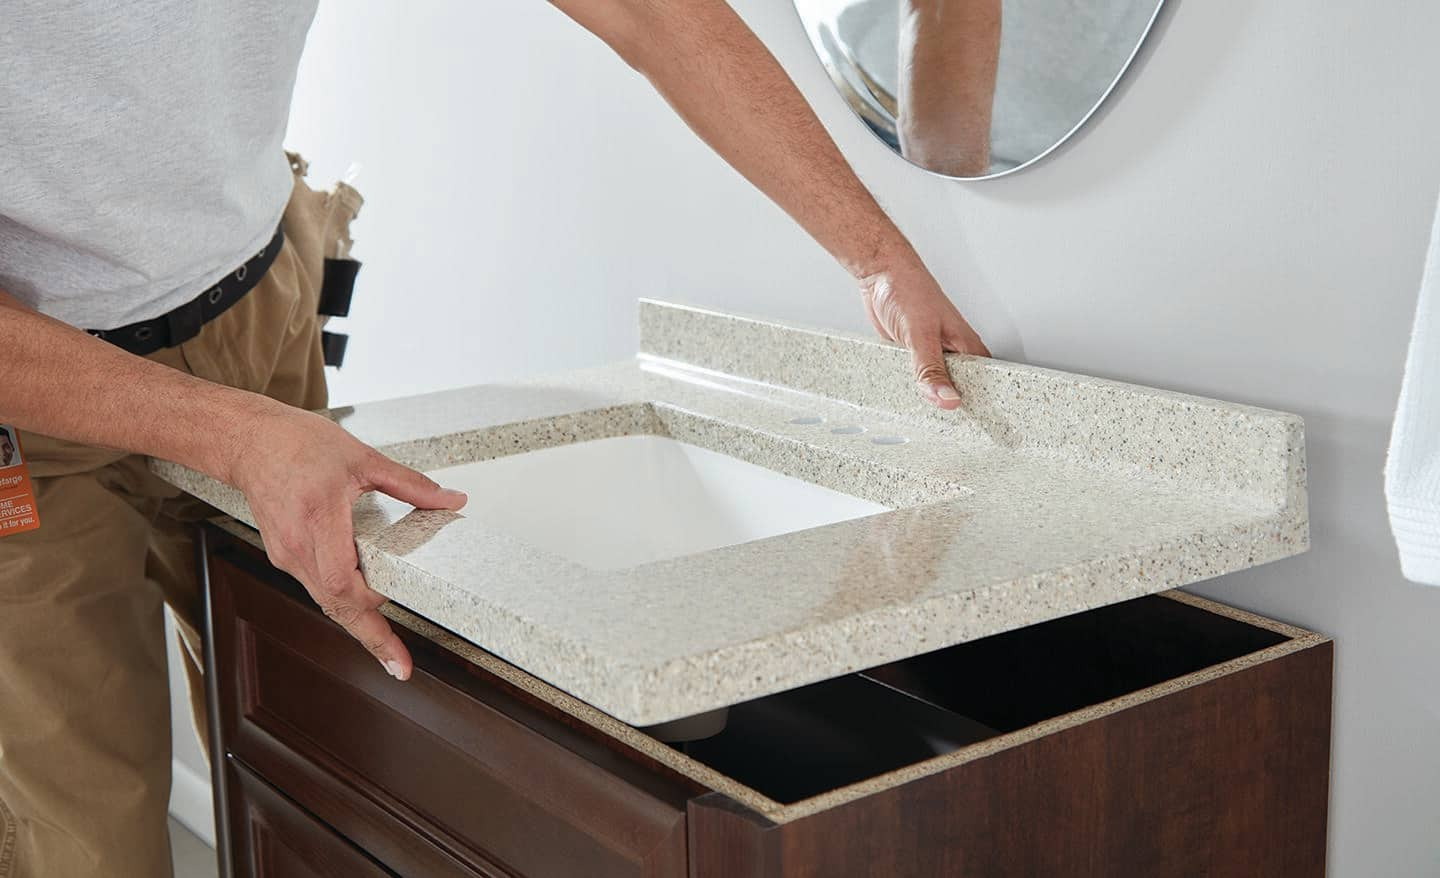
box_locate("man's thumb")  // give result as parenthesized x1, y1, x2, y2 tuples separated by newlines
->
(911, 336, 962, 410)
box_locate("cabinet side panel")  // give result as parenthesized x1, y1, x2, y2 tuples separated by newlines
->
(775, 642, 1332, 878)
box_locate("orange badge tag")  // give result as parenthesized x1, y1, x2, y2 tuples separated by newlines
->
(0, 426, 39, 536)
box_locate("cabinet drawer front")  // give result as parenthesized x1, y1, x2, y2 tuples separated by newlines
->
(230, 760, 395, 878)
(207, 542, 689, 878)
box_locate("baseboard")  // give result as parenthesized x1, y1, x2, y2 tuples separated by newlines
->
(169, 757, 216, 849)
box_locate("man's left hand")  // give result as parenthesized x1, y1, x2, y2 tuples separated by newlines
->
(860, 262, 991, 410)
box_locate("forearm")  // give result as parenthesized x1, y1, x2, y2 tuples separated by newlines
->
(0, 289, 279, 481)
(897, 0, 1001, 177)
(554, 0, 920, 280)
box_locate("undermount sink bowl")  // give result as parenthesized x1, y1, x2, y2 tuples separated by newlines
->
(428, 434, 889, 571)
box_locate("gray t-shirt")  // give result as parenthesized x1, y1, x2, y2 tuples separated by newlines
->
(0, 1, 319, 330)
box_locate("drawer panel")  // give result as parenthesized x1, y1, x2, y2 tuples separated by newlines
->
(206, 539, 690, 878)
(229, 760, 394, 878)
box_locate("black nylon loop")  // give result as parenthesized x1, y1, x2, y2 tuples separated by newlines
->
(318, 258, 361, 318)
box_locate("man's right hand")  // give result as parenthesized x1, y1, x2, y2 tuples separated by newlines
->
(0, 288, 467, 681)
(224, 401, 468, 681)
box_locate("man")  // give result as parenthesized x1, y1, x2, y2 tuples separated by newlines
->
(0, 2, 989, 875)
(0, 431, 15, 469)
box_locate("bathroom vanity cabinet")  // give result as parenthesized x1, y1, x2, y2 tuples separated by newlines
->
(200, 524, 1332, 878)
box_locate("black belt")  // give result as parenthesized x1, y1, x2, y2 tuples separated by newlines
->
(87, 225, 285, 356)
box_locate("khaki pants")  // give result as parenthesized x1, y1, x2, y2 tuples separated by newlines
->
(0, 156, 360, 878)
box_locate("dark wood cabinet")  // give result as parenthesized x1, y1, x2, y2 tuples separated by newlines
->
(200, 523, 1332, 878)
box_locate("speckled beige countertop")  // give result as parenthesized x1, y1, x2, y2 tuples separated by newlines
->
(152, 300, 1308, 726)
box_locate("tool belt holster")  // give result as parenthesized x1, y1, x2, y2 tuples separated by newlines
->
(284, 151, 364, 368)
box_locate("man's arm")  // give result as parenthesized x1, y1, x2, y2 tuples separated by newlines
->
(898, 0, 1002, 177)
(551, 0, 991, 407)
(0, 290, 464, 679)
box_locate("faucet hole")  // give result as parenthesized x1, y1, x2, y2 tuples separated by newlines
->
(830, 425, 866, 435)
(789, 416, 824, 426)
(871, 436, 909, 445)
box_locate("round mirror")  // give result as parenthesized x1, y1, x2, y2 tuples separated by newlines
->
(793, 0, 1167, 179)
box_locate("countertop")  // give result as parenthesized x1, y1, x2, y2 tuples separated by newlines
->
(153, 300, 1309, 725)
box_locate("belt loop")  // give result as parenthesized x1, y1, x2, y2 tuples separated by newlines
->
(164, 299, 204, 347)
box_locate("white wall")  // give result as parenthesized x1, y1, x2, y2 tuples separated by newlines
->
(270, 1, 1440, 873)
(165, 613, 215, 846)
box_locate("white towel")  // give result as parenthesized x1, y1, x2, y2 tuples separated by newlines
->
(1385, 189, 1440, 586)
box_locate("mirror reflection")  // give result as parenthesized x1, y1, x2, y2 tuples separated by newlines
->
(794, 0, 1166, 178)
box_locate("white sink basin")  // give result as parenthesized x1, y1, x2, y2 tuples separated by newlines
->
(428, 435, 889, 570)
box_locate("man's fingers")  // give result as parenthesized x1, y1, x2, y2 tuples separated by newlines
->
(909, 331, 962, 410)
(319, 587, 413, 681)
(364, 455, 467, 511)
(862, 298, 896, 342)
(311, 506, 414, 680)
(943, 317, 992, 358)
